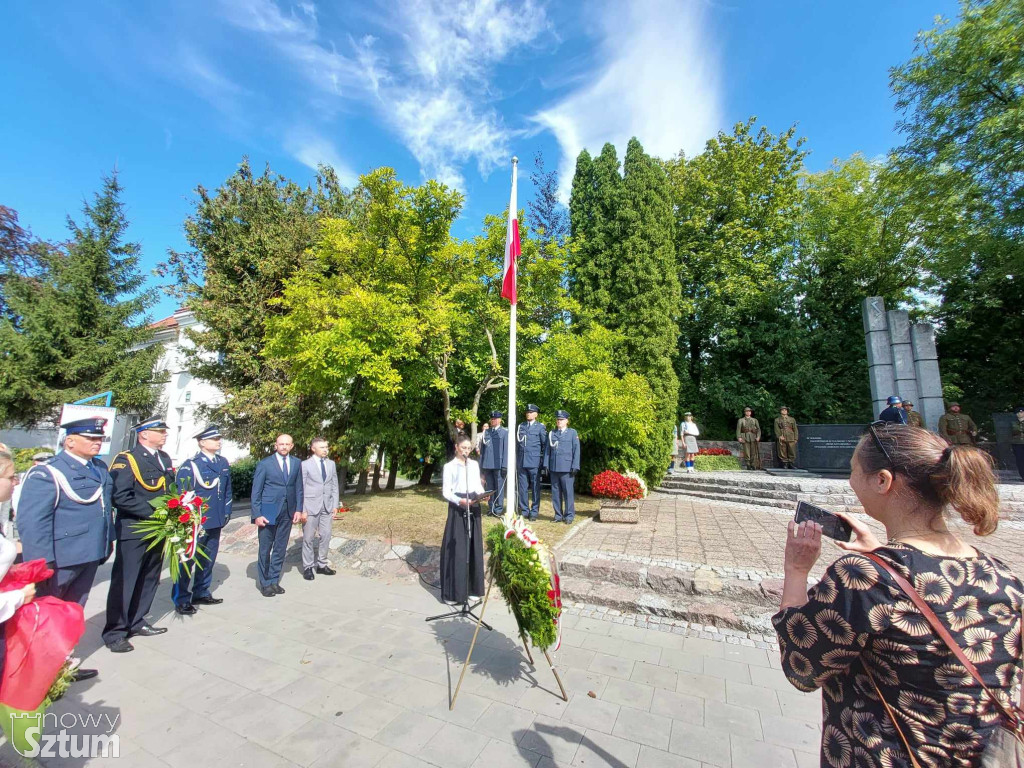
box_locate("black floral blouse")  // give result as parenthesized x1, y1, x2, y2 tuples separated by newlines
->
(773, 544, 1023, 767)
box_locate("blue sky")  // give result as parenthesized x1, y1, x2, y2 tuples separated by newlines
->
(1, 0, 958, 320)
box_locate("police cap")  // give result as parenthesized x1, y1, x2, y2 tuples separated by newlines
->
(194, 424, 222, 440)
(490, 411, 503, 419)
(62, 418, 107, 437)
(135, 415, 169, 432)
(555, 410, 570, 420)
(525, 404, 539, 413)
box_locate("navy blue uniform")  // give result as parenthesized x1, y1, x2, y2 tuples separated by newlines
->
(251, 454, 304, 590)
(172, 452, 232, 607)
(545, 427, 581, 522)
(878, 405, 908, 425)
(103, 444, 176, 645)
(479, 426, 508, 516)
(516, 421, 547, 519)
(18, 451, 114, 606)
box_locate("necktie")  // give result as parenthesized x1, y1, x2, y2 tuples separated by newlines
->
(280, 456, 288, 478)
(154, 451, 166, 471)
(320, 458, 326, 481)
(86, 461, 101, 481)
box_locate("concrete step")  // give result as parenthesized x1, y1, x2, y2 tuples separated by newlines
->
(659, 478, 799, 503)
(655, 486, 797, 511)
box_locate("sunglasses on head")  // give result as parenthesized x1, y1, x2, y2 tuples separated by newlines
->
(867, 420, 896, 468)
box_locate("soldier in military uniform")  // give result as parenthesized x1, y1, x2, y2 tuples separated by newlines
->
(902, 399, 924, 428)
(878, 395, 908, 424)
(479, 411, 508, 517)
(516, 404, 547, 521)
(938, 402, 978, 445)
(545, 410, 581, 523)
(171, 425, 232, 616)
(18, 417, 114, 682)
(774, 407, 799, 469)
(102, 416, 175, 653)
(1011, 406, 1024, 481)
(736, 407, 762, 470)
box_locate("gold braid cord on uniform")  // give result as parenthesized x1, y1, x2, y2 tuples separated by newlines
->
(117, 452, 167, 492)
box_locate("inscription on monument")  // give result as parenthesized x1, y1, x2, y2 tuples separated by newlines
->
(798, 424, 865, 474)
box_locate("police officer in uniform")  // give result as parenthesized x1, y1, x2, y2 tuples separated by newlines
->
(545, 410, 580, 523)
(774, 407, 799, 469)
(103, 416, 175, 652)
(902, 399, 924, 428)
(938, 402, 978, 445)
(18, 417, 114, 682)
(736, 407, 762, 470)
(878, 395, 908, 424)
(479, 411, 508, 517)
(516, 405, 547, 521)
(172, 424, 232, 615)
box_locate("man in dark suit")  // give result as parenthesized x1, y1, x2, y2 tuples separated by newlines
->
(19, 417, 114, 680)
(172, 424, 233, 615)
(251, 434, 303, 597)
(103, 416, 176, 653)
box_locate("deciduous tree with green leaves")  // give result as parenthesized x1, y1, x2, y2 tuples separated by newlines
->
(0, 174, 158, 426)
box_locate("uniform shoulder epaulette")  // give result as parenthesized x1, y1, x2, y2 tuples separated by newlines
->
(110, 451, 130, 470)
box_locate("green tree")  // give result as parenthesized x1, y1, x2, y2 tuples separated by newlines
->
(889, 0, 1024, 423)
(666, 119, 806, 436)
(0, 175, 159, 425)
(792, 155, 927, 422)
(158, 159, 351, 449)
(527, 152, 568, 258)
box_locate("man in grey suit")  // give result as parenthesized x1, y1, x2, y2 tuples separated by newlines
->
(251, 434, 304, 597)
(300, 437, 338, 581)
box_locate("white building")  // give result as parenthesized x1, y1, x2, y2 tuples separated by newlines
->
(147, 309, 249, 465)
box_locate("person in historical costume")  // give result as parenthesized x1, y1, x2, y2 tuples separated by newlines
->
(171, 424, 232, 615)
(299, 437, 338, 581)
(774, 407, 799, 469)
(901, 399, 924, 428)
(736, 407, 762, 470)
(516, 404, 547, 521)
(938, 402, 978, 445)
(440, 436, 485, 605)
(1011, 406, 1024, 481)
(102, 416, 175, 653)
(545, 410, 581, 524)
(250, 434, 304, 598)
(15, 418, 113, 680)
(479, 411, 508, 518)
(680, 412, 700, 473)
(877, 395, 908, 424)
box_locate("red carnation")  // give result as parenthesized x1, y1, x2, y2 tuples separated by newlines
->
(167, 498, 181, 509)
(178, 512, 191, 523)
(201, 516, 208, 524)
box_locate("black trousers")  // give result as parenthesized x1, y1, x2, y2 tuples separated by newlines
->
(439, 502, 484, 604)
(1014, 444, 1024, 482)
(102, 536, 163, 644)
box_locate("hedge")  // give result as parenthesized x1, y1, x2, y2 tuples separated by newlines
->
(694, 454, 741, 472)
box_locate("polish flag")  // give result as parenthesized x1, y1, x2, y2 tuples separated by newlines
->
(501, 158, 519, 304)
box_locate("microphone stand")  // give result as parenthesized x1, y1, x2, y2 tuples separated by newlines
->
(426, 458, 492, 631)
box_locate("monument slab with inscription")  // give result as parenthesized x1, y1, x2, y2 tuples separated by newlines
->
(797, 424, 864, 475)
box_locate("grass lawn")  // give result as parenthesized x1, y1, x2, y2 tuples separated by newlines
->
(333, 485, 601, 548)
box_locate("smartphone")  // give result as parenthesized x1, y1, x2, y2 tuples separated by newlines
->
(794, 501, 853, 542)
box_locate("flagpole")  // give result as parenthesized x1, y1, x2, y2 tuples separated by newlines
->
(505, 157, 518, 515)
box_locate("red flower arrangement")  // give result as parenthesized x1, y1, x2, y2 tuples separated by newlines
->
(133, 485, 210, 583)
(698, 447, 733, 456)
(590, 470, 644, 501)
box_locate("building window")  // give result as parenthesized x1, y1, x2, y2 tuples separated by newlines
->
(185, 391, 191, 403)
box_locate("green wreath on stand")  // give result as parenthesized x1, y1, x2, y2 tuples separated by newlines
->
(485, 515, 562, 650)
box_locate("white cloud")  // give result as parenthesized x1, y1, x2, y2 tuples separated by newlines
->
(284, 129, 359, 188)
(533, 0, 722, 200)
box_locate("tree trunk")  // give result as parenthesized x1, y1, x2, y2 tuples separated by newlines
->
(338, 465, 349, 495)
(386, 455, 398, 490)
(371, 445, 385, 492)
(356, 469, 369, 494)
(418, 461, 435, 486)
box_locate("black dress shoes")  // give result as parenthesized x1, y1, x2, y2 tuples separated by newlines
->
(261, 586, 276, 597)
(192, 595, 223, 605)
(316, 566, 337, 576)
(106, 639, 134, 653)
(129, 623, 168, 637)
(72, 669, 99, 682)
(303, 568, 315, 581)
(175, 603, 198, 616)
(274, 584, 286, 594)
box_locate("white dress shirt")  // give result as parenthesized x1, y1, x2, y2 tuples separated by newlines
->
(0, 535, 25, 623)
(442, 457, 484, 506)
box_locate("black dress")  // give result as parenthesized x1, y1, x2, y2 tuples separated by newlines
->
(773, 544, 1024, 768)
(439, 498, 484, 603)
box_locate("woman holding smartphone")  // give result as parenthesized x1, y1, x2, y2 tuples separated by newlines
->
(773, 424, 1021, 767)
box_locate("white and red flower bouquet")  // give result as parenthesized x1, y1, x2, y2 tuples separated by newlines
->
(134, 485, 210, 582)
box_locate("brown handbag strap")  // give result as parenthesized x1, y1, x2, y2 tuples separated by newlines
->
(864, 663, 923, 768)
(863, 552, 1024, 723)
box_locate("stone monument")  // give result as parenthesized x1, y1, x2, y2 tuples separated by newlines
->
(862, 297, 944, 431)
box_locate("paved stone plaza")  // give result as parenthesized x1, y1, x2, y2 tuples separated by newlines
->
(0, 547, 821, 768)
